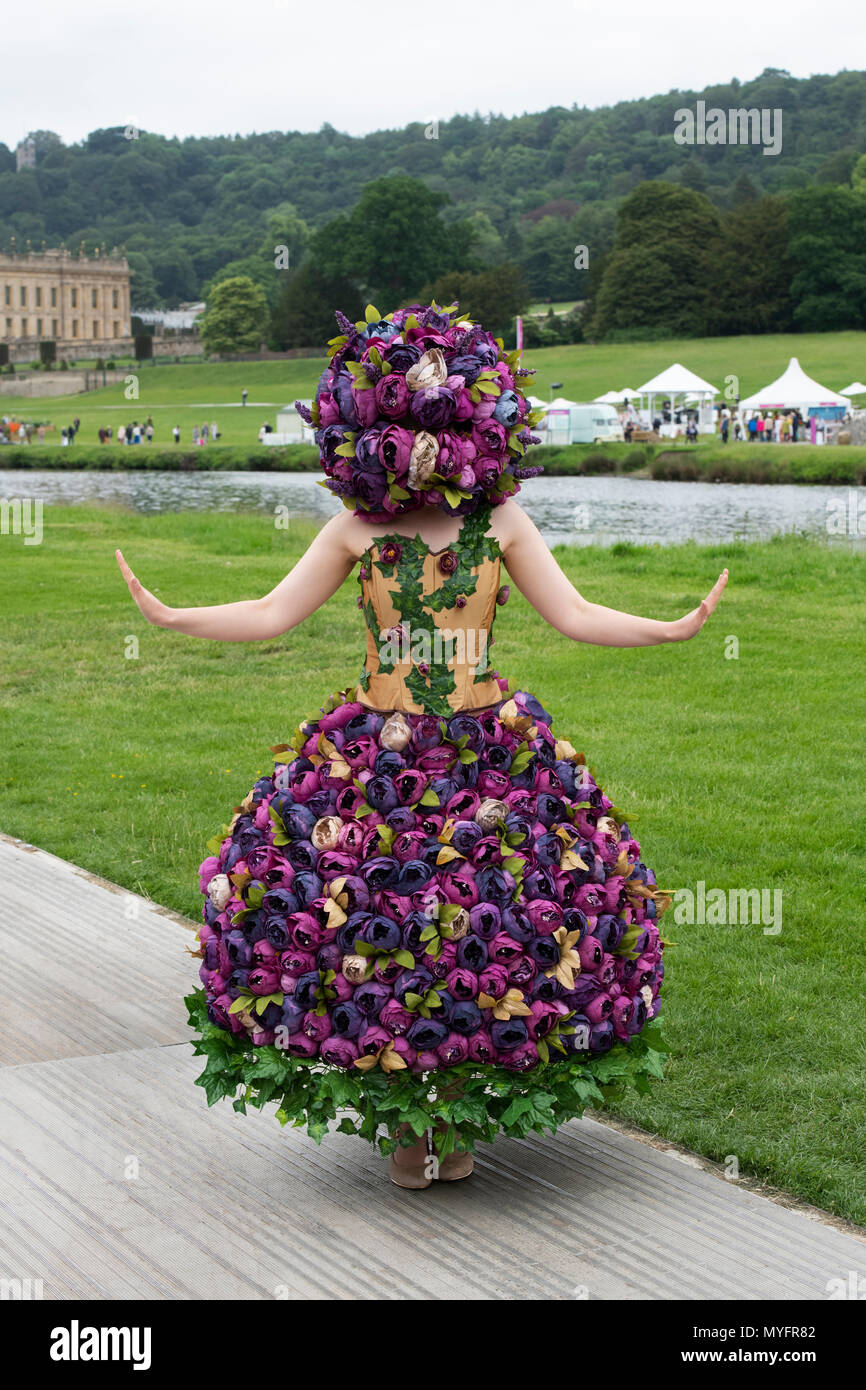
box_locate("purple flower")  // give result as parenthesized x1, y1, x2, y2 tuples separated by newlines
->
(374, 373, 410, 420)
(320, 1037, 360, 1067)
(490, 1017, 529, 1052)
(407, 1016, 448, 1050)
(379, 540, 402, 565)
(411, 386, 457, 430)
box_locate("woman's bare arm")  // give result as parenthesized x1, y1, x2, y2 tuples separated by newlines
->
(116, 512, 359, 641)
(496, 502, 727, 645)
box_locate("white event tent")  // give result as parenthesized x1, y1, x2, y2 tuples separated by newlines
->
(840, 380, 866, 396)
(594, 388, 639, 404)
(635, 363, 718, 435)
(739, 358, 850, 414)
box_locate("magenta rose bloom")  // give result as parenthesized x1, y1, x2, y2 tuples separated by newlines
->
(472, 419, 508, 455)
(374, 373, 410, 419)
(352, 383, 379, 428)
(320, 1037, 360, 1068)
(437, 1031, 470, 1067)
(473, 455, 504, 490)
(317, 391, 341, 426)
(377, 425, 414, 480)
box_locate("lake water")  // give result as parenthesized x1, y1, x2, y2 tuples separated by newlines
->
(1, 468, 862, 547)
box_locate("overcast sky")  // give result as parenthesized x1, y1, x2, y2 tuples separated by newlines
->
(4, 0, 865, 148)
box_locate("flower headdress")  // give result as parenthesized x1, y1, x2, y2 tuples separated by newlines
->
(295, 302, 544, 520)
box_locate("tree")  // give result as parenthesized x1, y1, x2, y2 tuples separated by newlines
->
(315, 175, 474, 304)
(709, 197, 794, 335)
(787, 186, 866, 330)
(269, 261, 364, 350)
(588, 182, 723, 340)
(201, 276, 269, 354)
(126, 251, 160, 310)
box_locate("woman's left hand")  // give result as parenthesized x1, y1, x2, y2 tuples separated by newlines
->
(667, 570, 729, 642)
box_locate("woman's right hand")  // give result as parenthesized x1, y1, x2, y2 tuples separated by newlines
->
(116, 550, 170, 627)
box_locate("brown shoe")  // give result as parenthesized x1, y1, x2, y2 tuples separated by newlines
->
(388, 1127, 433, 1189)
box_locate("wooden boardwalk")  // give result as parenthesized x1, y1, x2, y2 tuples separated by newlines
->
(1, 833, 863, 1300)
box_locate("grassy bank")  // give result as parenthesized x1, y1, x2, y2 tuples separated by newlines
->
(1, 505, 864, 1221)
(1, 329, 865, 452)
(4, 437, 866, 487)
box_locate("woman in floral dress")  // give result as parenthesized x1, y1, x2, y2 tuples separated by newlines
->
(117, 303, 727, 1188)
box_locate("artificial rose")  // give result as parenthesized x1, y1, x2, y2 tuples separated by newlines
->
(405, 348, 447, 392)
(374, 372, 410, 419)
(407, 431, 439, 489)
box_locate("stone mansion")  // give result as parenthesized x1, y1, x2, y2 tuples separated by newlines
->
(1, 245, 133, 359)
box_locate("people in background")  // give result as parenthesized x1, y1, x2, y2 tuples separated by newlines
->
(241, 388, 248, 406)
(211, 420, 218, 441)
(173, 425, 181, 444)
(720, 414, 729, 444)
(146, 422, 154, 443)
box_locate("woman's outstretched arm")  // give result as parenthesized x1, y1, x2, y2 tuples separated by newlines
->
(116, 513, 358, 641)
(497, 502, 727, 645)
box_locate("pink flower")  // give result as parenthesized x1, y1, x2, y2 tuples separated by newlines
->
(317, 392, 340, 426)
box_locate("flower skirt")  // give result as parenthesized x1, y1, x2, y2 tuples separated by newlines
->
(187, 687, 670, 1155)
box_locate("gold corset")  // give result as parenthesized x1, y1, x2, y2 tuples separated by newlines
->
(355, 507, 505, 717)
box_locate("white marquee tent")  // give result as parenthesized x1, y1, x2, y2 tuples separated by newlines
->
(635, 363, 719, 435)
(739, 358, 850, 412)
(840, 381, 866, 396)
(594, 388, 639, 404)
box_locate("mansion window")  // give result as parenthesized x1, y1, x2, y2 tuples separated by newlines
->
(113, 321, 119, 337)
(51, 287, 57, 307)
(52, 319, 58, 336)
(112, 289, 119, 309)
(19, 286, 26, 306)
(37, 318, 43, 336)
(92, 289, 98, 308)
(93, 320, 100, 338)
(21, 318, 28, 335)
(36, 287, 42, 307)
(5, 317, 11, 334)
(3, 286, 9, 305)
(71, 288, 78, 308)
(72, 320, 78, 337)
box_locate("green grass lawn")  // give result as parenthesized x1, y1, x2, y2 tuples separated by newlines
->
(1, 506, 864, 1222)
(3, 329, 866, 449)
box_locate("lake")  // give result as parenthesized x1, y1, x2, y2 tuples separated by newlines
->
(1, 469, 862, 547)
